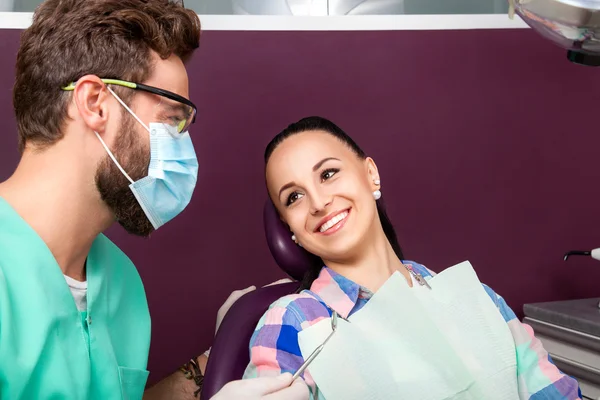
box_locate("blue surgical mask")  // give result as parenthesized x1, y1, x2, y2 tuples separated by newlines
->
(95, 86, 199, 230)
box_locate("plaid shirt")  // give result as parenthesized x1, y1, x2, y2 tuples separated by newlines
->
(243, 261, 581, 400)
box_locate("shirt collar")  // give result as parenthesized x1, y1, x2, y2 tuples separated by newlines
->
(309, 266, 373, 319)
(308, 261, 430, 319)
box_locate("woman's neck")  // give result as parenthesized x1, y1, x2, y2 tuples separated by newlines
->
(323, 231, 410, 293)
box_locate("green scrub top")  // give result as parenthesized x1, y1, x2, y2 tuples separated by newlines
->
(0, 197, 151, 399)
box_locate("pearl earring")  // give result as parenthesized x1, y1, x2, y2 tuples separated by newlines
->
(291, 234, 302, 247)
(374, 179, 381, 185)
(373, 190, 382, 200)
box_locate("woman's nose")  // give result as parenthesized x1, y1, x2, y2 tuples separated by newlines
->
(309, 191, 333, 215)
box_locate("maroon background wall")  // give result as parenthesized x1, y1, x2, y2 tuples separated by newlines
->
(1, 27, 599, 385)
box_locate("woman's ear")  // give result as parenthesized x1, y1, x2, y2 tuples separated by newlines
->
(365, 157, 381, 189)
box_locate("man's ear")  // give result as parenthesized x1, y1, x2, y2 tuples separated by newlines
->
(71, 75, 112, 136)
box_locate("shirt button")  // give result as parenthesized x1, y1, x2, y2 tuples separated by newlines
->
(87, 315, 92, 325)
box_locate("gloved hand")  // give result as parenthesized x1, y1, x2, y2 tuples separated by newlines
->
(215, 285, 256, 335)
(262, 278, 293, 287)
(210, 374, 309, 400)
(214, 278, 293, 335)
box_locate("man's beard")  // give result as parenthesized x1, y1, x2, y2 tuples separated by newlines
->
(95, 114, 154, 237)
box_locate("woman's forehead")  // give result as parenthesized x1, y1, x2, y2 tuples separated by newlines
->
(266, 131, 356, 185)
(269, 131, 351, 165)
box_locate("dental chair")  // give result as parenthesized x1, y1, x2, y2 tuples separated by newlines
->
(200, 201, 319, 400)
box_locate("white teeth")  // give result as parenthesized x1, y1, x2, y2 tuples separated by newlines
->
(319, 211, 349, 233)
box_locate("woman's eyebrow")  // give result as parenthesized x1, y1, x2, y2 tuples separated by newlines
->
(312, 157, 340, 171)
(277, 158, 341, 199)
(278, 181, 296, 199)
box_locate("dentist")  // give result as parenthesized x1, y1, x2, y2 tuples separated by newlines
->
(0, 0, 308, 399)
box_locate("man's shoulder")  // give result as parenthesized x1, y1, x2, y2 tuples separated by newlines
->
(0, 211, 38, 259)
(92, 234, 146, 294)
(93, 234, 134, 262)
(92, 235, 150, 323)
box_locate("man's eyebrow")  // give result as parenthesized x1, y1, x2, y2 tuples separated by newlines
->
(162, 102, 191, 116)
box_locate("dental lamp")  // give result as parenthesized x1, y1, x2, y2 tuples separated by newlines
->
(509, 0, 600, 66)
(564, 248, 600, 261)
(564, 248, 600, 307)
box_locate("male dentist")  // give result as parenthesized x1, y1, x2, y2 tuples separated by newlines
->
(0, 0, 307, 399)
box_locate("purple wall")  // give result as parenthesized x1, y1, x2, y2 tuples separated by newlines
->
(1, 28, 599, 385)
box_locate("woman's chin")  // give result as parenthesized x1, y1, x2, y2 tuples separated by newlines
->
(317, 241, 363, 264)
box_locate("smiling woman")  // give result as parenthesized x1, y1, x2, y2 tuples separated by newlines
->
(264, 116, 404, 290)
(242, 116, 581, 400)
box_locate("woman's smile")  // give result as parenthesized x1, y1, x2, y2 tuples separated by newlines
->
(315, 208, 351, 235)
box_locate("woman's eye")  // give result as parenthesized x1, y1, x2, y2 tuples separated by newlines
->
(286, 192, 304, 206)
(321, 168, 339, 182)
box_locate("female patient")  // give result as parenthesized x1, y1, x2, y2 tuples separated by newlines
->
(243, 116, 580, 399)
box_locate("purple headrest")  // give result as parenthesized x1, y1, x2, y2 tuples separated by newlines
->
(200, 202, 318, 399)
(200, 282, 300, 400)
(263, 200, 320, 282)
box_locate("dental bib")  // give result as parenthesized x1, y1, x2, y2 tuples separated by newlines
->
(297, 261, 518, 400)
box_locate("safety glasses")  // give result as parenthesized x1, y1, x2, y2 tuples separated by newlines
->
(62, 78, 197, 134)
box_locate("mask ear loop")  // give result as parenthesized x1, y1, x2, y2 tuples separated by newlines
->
(94, 85, 151, 185)
(93, 131, 134, 185)
(106, 86, 150, 132)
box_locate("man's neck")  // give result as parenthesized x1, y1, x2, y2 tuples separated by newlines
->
(0, 144, 113, 281)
